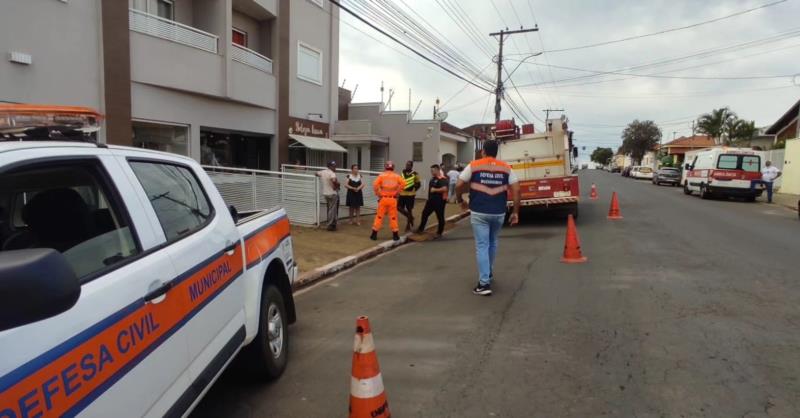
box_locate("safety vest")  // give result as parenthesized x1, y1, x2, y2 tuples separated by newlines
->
(374, 171, 403, 198)
(399, 170, 419, 197)
(468, 157, 512, 215)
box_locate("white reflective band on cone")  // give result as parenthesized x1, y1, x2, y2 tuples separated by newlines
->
(351, 374, 385, 399)
(353, 333, 375, 353)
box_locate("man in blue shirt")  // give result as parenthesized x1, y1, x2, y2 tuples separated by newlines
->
(455, 140, 521, 296)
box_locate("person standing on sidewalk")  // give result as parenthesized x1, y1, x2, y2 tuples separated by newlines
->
(456, 140, 520, 296)
(398, 161, 421, 232)
(371, 161, 404, 241)
(317, 161, 340, 231)
(750, 160, 782, 203)
(345, 164, 365, 225)
(416, 164, 449, 238)
(447, 165, 460, 203)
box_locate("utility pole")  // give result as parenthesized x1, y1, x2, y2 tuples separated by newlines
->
(490, 26, 538, 122)
(542, 108, 564, 121)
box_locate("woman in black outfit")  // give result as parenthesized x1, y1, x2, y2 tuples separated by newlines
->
(345, 164, 365, 225)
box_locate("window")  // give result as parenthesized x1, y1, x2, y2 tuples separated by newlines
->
(297, 42, 322, 85)
(0, 162, 140, 281)
(129, 162, 212, 242)
(716, 154, 760, 172)
(412, 142, 423, 162)
(232, 28, 248, 47)
(717, 155, 738, 170)
(132, 121, 189, 156)
(741, 156, 760, 172)
(156, 0, 174, 20)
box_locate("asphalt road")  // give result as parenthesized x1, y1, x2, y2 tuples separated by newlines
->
(192, 170, 800, 418)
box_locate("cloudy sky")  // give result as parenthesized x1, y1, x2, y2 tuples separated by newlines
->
(338, 0, 800, 156)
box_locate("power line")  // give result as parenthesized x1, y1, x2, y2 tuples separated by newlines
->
(329, 0, 494, 94)
(542, 0, 787, 53)
(520, 61, 795, 81)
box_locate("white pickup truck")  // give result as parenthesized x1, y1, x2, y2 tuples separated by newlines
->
(0, 141, 298, 417)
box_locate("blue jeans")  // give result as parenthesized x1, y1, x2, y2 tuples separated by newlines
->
(750, 180, 773, 202)
(470, 212, 506, 286)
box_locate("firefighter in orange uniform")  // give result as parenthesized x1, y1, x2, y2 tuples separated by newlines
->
(370, 161, 404, 241)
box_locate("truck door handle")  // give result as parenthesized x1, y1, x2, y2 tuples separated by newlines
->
(144, 282, 173, 302)
(223, 241, 238, 253)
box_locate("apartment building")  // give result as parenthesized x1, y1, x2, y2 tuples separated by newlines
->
(0, 0, 340, 170)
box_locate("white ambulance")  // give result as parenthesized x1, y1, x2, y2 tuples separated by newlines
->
(682, 147, 763, 201)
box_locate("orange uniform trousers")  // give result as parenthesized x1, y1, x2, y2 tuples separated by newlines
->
(372, 197, 399, 232)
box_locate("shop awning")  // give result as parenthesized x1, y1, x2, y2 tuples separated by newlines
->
(289, 134, 347, 153)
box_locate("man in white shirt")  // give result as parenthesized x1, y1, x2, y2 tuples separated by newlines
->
(446, 165, 460, 203)
(750, 160, 782, 203)
(317, 161, 340, 230)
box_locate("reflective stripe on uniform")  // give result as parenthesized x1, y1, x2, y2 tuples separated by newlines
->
(470, 183, 508, 196)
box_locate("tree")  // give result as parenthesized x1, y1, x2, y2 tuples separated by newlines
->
(696, 107, 735, 144)
(728, 119, 757, 145)
(590, 147, 614, 165)
(621, 120, 661, 165)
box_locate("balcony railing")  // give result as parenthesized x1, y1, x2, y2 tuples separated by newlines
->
(231, 43, 273, 74)
(129, 8, 218, 54)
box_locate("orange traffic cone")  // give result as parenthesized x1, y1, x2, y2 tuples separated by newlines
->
(561, 214, 587, 263)
(590, 183, 598, 200)
(607, 191, 623, 220)
(349, 316, 390, 418)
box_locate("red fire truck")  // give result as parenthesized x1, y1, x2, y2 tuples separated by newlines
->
(495, 116, 580, 218)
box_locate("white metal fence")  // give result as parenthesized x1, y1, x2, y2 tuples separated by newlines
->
(203, 166, 319, 226)
(129, 8, 219, 54)
(231, 43, 273, 73)
(282, 164, 384, 223)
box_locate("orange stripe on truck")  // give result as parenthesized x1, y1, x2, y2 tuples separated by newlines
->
(0, 217, 290, 418)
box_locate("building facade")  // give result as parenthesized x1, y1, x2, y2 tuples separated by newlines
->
(0, 0, 339, 171)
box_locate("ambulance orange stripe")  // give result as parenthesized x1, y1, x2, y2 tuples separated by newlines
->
(0, 216, 290, 418)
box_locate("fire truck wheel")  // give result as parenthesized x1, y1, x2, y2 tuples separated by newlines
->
(700, 184, 711, 200)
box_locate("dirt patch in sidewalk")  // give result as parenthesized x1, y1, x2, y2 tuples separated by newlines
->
(292, 201, 464, 273)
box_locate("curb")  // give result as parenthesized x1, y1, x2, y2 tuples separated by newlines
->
(293, 211, 470, 290)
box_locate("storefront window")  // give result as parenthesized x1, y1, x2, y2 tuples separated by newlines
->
(132, 121, 188, 156)
(200, 129, 271, 170)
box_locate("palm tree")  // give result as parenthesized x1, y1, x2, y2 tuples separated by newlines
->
(696, 107, 735, 145)
(728, 119, 757, 146)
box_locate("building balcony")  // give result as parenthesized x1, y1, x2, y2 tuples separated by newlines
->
(231, 43, 272, 74)
(129, 8, 218, 54)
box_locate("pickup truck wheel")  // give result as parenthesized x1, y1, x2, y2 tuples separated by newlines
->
(246, 285, 288, 380)
(683, 183, 692, 195)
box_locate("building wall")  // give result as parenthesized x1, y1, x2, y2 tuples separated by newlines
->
(131, 83, 275, 161)
(349, 104, 441, 182)
(0, 0, 103, 110)
(440, 138, 458, 164)
(288, 0, 338, 125)
(232, 10, 261, 52)
(780, 139, 800, 195)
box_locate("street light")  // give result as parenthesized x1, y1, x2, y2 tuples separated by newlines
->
(504, 52, 543, 81)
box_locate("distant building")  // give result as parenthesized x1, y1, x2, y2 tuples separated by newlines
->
(661, 135, 716, 165)
(765, 98, 800, 145)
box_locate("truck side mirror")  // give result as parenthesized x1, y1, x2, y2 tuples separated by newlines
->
(684, 163, 691, 170)
(0, 249, 81, 332)
(572, 148, 578, 159)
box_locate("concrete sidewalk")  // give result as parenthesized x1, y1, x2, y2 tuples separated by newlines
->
(292, 201, 463, 274)
(769, 192, 798, 212)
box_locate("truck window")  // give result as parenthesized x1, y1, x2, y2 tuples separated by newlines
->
(0, 162, 140, 280)
(717, 155, 739, 169)
(129, 162, 213, 242)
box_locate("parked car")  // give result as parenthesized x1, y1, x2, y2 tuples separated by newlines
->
(652, 167, 681, 186)
(683, 147, 763, 201)
(630, 166, 654, 180)
(0, 141, 298, 417)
